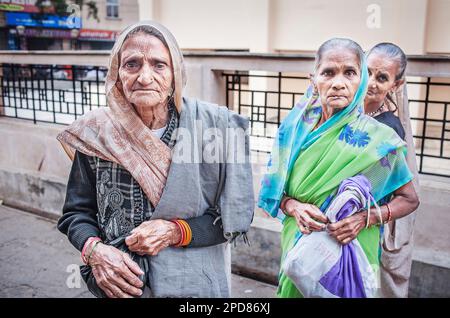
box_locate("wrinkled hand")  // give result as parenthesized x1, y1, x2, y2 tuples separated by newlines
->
(89, 243, 144, 298)
(327, 211, 367, 245)
(125, 219, 181, 256)
(285, 199, 329, 234)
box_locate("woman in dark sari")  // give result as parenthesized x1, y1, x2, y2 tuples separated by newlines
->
(365, 43, 417, 297)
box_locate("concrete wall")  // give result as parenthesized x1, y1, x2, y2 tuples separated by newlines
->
(0, 118, 70, 217)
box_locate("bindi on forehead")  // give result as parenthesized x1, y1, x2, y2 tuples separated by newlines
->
(368, 53, 398, 73)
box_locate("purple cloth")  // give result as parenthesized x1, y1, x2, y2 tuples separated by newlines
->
(318, 175, 373, 298)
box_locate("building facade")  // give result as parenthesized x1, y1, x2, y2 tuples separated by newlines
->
(0, 0, 139, 50)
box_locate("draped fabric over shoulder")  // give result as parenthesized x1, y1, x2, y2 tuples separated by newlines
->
(56, 21, 254, 297)
(258, 55, 414, 298)
(57, 21, 187, 207)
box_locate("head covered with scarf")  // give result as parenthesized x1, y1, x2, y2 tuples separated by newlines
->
(57, 21, 187, 207)
(258, 38, 413, 221)
(257, 38, 413, 298)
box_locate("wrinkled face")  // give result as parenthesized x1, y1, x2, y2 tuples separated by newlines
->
(365, 52, 400, 105)
(314, 49, 361, 111)
(118, 33, 173, 109)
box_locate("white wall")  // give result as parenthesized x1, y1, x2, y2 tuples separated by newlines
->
(153, 0, 271, 52)
(271, 0, 428, 54)
(426, 0, 450, 54)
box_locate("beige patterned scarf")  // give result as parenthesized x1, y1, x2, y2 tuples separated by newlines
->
(57, 21, 187, 207)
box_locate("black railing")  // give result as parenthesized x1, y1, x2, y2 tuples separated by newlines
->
(223, 71, 450, 178)
(407, 78, 450, 178)
(0, 64, 107, 125)
(224, 71, 310, 153)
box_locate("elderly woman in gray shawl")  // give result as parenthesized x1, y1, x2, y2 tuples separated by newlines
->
(57, 21, 254, 298)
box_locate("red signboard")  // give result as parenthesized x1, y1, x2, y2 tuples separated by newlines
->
(78, 29, 119, 41)
(23, 28, 73, 39)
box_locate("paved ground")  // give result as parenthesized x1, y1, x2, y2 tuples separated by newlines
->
(0, 204, 277, 298)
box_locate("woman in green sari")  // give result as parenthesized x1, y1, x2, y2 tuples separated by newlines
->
(258, 38, 419, 298)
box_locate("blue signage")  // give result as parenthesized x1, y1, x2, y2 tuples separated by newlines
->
(5, 12, 82, 29)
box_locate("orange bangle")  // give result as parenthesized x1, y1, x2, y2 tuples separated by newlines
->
(178, 220, 192, 246)
(171, 219, 192, 247)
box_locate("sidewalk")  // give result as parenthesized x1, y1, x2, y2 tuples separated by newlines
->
(0, 204, 276, 298)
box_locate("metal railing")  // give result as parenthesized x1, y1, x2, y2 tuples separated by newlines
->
(1, 52, 450, 178)
(0, 63, 107, 125)
(407, 78, 450, 177)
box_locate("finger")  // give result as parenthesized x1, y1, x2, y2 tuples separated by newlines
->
(296, 221, 311, 235)
(126, 242, 142, 253)
(299, 213, 326, 231)
(121, 265, 145, 288)
(123, 253, 145, 277)
(113, 276, 143, 297)
(342, 237, 353, 245)
(125, 234, 139, 247)
(103, 286, 117, 298)
(336, 233, 354, 243)
(109, 284, 132, 298)
(95, 270, 117, 298)
(307, 205, 329, 223)
(327, 222, 338, 231)
(330, 226, 353, 238)
(327, 219, 348, 231)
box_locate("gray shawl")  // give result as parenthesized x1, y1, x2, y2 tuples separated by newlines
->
(145, 97, 254, 297)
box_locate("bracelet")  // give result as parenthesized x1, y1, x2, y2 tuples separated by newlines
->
(86, 240, 102, 266)
(178, 220, 192, 246)
(81, 237, 101, 265)
(384, 203, 393, 224)
(365, 208, 371, 229)
(280, 196, 292, 215)
(171, 219, 192, 247)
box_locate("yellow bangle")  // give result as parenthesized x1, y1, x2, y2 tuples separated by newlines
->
(172, 219, 192, 247)
(178, 220, 192, 246)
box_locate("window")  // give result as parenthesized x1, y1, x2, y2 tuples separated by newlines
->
(106, 0, 119, 18)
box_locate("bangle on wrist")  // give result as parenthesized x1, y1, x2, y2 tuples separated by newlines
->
(384, 203, 393, 224)
(365, 209, 371, 228)
(170, 219, 192, 247)
(280, 196, 292, 215)
(81, 237, 101, 265)
(86, 240, 102, 266)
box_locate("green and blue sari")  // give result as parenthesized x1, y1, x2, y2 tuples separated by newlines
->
(257, 57, 413, 298)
